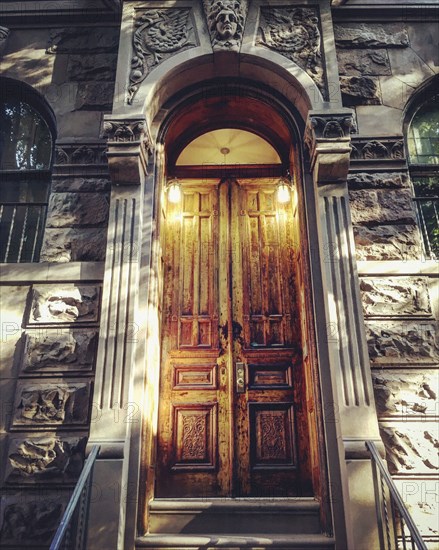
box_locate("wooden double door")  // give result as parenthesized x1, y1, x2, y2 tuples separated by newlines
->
(156, 178, 311, 498)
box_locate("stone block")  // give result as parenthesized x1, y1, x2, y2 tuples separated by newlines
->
(29, 284, 100, 324)
(40, 228, 107, 262)
(360, 277, 431, 317)
(334, 23, 409, 48)
(46, 192, 109, 228)
(366, 321, 439, 364)
(67, 54, 117, 82)
(372, 370, 438, 417)
(0, 495, 65, 546)
(380, 423, 439, 474)
(47, 27, 119, 54)
(353, 224, 423, 261)
(340, 76, 382, 106)
(347, 172, 409, 190)
(394, 478, 439, 538)
(51, 177, 111, 193)
(337, 49, 391, 76)
(349, 189, 417, 225)
(12, 380, 91, 427)
(407, 22, 439, 74)
(21, 330, 98, 373)
(5, 435, 87, 484)
(0, 286, 30, 376)
(75, 82, 114, 111)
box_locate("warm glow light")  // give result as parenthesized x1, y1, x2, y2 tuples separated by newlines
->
(167, 180, 181, 203)
(277, 182, 291, 204)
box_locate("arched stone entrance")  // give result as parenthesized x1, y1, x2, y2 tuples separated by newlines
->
(89, 43, 382, 548)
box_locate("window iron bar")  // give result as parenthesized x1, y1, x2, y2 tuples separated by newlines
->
(17, 204, 29, 263)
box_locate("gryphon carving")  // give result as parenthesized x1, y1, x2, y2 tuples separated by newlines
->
(257, 7, 324, 92)
(204, 0, 247, 51)
(128, 9, 196, 104)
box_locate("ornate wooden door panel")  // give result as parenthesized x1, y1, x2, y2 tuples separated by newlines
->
(156, 180, 309, 498)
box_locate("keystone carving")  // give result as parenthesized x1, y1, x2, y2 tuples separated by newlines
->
(13, 382, 90, 426)
(0, 501, 62, 544)
(128, 9, 196, 104)
(204, 0, 247, 52)
(6, 436, 86, 482)
(0, 26, 10, 57)
(257, 7, 324, 95)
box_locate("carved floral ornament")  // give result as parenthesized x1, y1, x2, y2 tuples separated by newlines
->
(257, 7, 325, 95)
(128, 9, 197, 105)
(304, 114, 356, 153)
(102, 119, 153, 154)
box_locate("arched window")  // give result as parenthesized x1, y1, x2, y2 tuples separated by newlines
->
(407, 92, 439, 258)
(0, 79, 55, 262)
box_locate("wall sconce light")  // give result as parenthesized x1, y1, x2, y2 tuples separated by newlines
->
(276, 172, 293, 204)
(166, 178, 181, 203)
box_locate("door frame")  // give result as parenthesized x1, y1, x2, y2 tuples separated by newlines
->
(138, 82, 331, 533)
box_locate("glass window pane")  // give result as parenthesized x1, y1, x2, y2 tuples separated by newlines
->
(0, 101, 52, 170)
(408, 94, 439, 165)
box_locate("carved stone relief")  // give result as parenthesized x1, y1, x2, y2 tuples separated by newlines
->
(337, 49, 391, 76)
(0, 26, 9, 57)
(305, 114, 355, 151)
(46, 27, 119, 54)
(340, 76, 382, 106)
(372, 370, 438, 418)
(102, 119, 152, 154)
(204, 0, 247, 52)
(257, 7, 325, 96)
(0, 500, 63, 545)
(128, 9, 197, 104)
(360, 277, 431, 317)
(5, 435, 87, 483)
(12, 382, 91, 427)
(350, 138, 405, 160)
(366, 321, 439, 364)
(380, 423, 439, 474)
(29, 285, 100, 324)
(54, 143, 107, 166)
(21, 330, 98, 374)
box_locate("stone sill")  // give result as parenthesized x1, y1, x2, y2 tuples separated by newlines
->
(0, 261, 105, 284)
(357, 260, 439, 276)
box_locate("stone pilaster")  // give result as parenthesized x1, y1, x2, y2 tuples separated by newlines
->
(87, 116, 152, 550)
(305, 109, 383, 549)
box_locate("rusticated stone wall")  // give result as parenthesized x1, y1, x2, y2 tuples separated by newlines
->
(335, 17, 439, 540)
(0, 15, 114, 549)
(0, 281, 102, 548)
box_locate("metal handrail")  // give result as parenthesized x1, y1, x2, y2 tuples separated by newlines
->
(366, 441, 427, 550)
(50, 445, 100, 550)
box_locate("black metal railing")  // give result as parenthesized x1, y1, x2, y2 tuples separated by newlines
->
(0, 202, 47, 262)
(49, 445, 100, 550)
(366, 441, 427, 550)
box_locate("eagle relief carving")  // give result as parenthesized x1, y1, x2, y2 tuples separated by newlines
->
(203, 0, 248, 52)
(257, 7, 325, 95)
(128, 9, 197, 104)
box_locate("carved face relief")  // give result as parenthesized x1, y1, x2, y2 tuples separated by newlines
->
(216, 8, 238, 39)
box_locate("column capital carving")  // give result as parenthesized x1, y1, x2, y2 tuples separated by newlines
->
(102, 116, 153, 185)
(304, 109, 355, 184)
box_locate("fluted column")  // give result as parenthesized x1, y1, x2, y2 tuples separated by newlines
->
(305, 110, 383, 549)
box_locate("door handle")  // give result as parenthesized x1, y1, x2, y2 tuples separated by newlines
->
(236, 362, 245, 393)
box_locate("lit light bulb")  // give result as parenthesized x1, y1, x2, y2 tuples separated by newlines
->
(277, 182, 291, 204)
(167, 180, 181, 203)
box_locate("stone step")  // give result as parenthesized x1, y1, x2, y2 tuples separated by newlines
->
(136, 533, 336, 549)
(148, 498, 321, 535)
